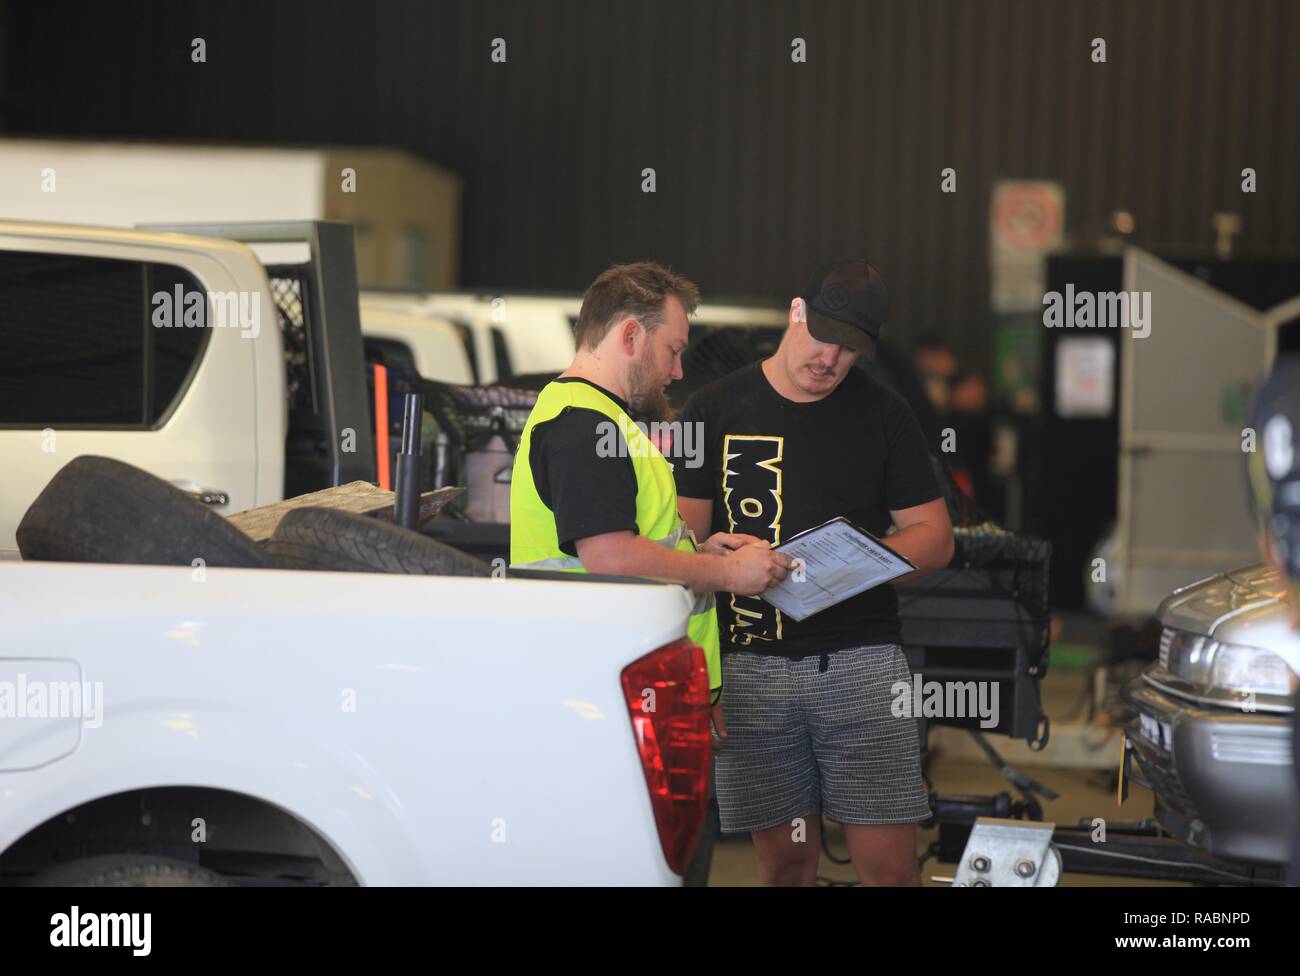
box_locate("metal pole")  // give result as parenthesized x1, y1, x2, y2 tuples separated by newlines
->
(394, 393, 424, 530)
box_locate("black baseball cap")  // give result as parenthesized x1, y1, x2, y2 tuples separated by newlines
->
(801, 259, 890, 351)
(1247, 356, 1300, 583)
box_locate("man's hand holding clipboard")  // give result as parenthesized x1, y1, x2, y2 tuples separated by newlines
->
(759, 517, 916, 622)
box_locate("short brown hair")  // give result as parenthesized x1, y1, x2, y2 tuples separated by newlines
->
(574, 261, 700, 350)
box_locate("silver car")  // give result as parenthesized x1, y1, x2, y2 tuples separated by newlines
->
(1123, 564, 1299, 865)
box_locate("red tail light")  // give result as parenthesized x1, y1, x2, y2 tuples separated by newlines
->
(621, 638, 711, 875)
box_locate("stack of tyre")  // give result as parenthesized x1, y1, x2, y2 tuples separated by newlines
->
(17, 456, 490, 577)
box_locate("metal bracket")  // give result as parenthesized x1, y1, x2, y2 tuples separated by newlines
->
(951, 817, 1061, 887)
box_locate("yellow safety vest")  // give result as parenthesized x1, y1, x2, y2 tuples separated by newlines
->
(510, 380, 722, 698)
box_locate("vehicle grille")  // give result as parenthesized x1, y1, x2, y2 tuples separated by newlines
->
(1131, 739, 1196, 814)
(1159, 626, 1173, 668)
(1211, 729, 1293, 766)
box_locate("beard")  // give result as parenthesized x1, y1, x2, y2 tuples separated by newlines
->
(627, 353, 673, 424)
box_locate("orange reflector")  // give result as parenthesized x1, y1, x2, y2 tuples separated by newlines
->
(373, 364, 390, 490)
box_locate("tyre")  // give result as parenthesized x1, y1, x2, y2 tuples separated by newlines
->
(266, 506, 491, 577)
(16, 456, 270, 568)
(681, 798, 720, 887)
(31, 854, 233, 887)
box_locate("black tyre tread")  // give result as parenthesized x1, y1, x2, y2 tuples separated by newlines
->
(266, 506, 491, 577)
(32, 854, 233, 887)
(16, 455, 270, 568)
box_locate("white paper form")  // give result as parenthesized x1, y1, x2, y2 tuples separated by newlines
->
(760, 517, 916, 622)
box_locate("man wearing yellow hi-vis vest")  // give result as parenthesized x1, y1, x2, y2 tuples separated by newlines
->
(510, 262, 791, 742)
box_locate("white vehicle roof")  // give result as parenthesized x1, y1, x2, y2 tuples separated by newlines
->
(359, 308, 474, 385)
(360, 292, 785, 378)
(360, 291, 578, 382)
(363, 290, 782, 324)
(0, 218, 267, 265)
(692, 302, 787, 327)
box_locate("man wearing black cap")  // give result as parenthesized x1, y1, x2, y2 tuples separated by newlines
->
(675, 259, 954, 885)
(1246, 355, 1300, 885)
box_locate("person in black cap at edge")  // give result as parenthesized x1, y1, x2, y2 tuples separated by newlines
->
(1246, 355, 1300, 886)
(675, 260, 955, 885)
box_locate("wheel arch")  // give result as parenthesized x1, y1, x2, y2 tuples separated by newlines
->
(0, 784, 360, 884)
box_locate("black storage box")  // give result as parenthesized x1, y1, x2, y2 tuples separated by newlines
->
(897, 526, 1051, 744)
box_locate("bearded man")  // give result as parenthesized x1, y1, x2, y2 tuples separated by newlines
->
(510, 261, 790, 711)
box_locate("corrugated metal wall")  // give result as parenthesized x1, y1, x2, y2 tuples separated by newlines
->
(3, 0, 1297, 359)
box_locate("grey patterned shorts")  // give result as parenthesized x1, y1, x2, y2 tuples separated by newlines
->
(714, 643, 931, 834)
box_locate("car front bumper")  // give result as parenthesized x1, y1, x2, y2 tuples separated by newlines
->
(1122, 674, 1298, 865)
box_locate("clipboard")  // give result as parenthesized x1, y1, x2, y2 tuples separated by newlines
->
(760, 516, 916, 622)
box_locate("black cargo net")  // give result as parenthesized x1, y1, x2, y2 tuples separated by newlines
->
(269, 275, 312, 413)
(446, 384, 538, 449)
(364, 369, 542, 506)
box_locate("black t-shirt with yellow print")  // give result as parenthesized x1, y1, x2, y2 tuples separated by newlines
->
(675, 362, 939, 656)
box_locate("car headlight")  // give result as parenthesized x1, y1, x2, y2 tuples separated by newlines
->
(1210, 644, 1298, 697)
(1164, 628, 1298, 697)
(1162, 629, 1214, 684)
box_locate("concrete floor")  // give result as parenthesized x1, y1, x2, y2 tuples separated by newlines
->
(707, 659, 1184, 887)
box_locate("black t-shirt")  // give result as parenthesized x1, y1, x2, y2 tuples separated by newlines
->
(528, 378, 639, 556)
(675, 362, 940, 655)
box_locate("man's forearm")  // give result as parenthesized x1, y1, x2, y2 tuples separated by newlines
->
(886, 523, 955, 583)
(579, 534, 730, 591)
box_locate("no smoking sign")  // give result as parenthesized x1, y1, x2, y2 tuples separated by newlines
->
(993, 182, 1064, 252)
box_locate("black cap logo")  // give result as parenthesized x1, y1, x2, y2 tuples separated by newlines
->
(802, 258, 889, 348)
(821, 282, 850, 313)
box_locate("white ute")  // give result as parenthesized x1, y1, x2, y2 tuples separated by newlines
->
(0, 221, 711, 885)
(0, 562, 708, 885)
